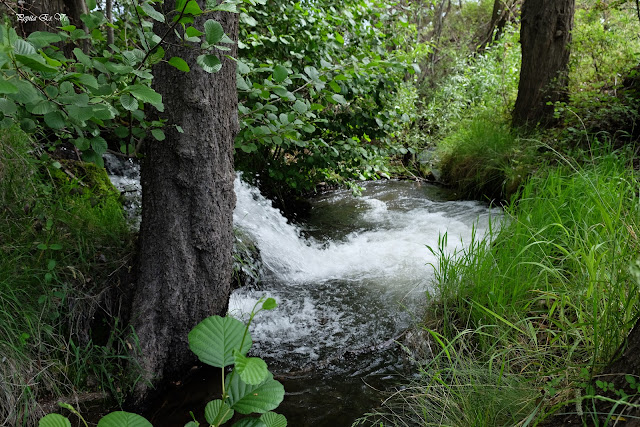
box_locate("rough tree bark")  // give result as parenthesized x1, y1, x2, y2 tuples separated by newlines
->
(478, 0, 520, 52)
(130, 1, 238, 405)
(512, 0, 575, 127)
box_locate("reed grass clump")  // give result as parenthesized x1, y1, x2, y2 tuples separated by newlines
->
(437, 116, 536, 200)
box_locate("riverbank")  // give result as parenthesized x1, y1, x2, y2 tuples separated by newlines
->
(359, 143, 640, 425)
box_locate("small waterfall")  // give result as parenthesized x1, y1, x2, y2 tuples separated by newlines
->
(230, 177, 500, 369)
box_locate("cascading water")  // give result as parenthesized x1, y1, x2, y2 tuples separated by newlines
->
(106, 159, 500, 425)
(230, 177, 500, 425)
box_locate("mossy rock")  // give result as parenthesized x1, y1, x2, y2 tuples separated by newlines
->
(48, 159, 122, 205)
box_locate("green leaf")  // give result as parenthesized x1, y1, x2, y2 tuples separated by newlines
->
(82, 149, 103, 166)
(44, 111, 65, 129)
(292, 100, 307, 114)
(331, 94, 347, 105)
(0, 79, 18, 94)
(86, 0, 97, 10)
(141, 2, 165, 22)
(45, 85, 59, 99)
(126, 85, 163, 107)
(234, 351, 269, 385)
(74, 137, 90, 150)
(328, 80, 341, 93)
(120, 94, 138, 111)
(188, 315, 251, 368)
(39, 413, 71, 427)
(303, 66, 319, 81)
(168, 56, 190, 72)
(151, 129, 165, 141)
(301, 124, 315, 133)
(272, 65, 288, 83)
(184, 422, 199, 427)
(97, 411, 152, 427)
(91, 104, 117, 120)
(0, 98, 18, 115)
(27, 32, 62, 48)
(16, 54, 58, 72)
(67, 105, 94, 122)
(91, 136, 108, 155)
(237, 60, 250, 75)
(262, 298, 277, 310)
(210, 1, 237, 12)
(204, 400, 234, 425)
(73, 73, 99, 88)
(227, 372, 285, 414)
(260, 412, 287, 427)
(232, 420, 266, 427)
(183, 0, 203, 15)
(335, 32, 344, 45)
(185, 26, 203, 37)
(13, 38, 36, 55)
(105, 62, 134, 74)
(28, 100, 56, 115)
(10, 79, 40, 104)
(204, 19, 224, 45)
(73, 48, 92, 67)
(196, 54, 222, 74)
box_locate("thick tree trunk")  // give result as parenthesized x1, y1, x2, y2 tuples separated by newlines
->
(130, 2, 238, 405)
(512, 0, 575, 127)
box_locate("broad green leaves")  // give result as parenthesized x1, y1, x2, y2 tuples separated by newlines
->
(97, 412, 152, 427)
(227, 372, 285, 414)
(234, 351, 269, 385)
(188, 315, 251, 368)
(39, 414, 71, 427)
(205, 20, 224, 45)
(205, 400, 234, 425)
(168, 57, 190, 72)
(197, 54, 222, 74)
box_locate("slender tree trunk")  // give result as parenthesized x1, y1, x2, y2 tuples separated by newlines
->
(130, 1, 238, 405)
(105, 0, 114, 46)
(512, 0, 575, 127)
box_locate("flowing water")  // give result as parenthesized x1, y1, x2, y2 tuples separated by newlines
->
(106, 160, 499, 425)
(230, 178, 499, 425)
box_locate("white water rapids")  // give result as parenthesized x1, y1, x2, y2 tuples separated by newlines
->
(230, 177, 500, 368)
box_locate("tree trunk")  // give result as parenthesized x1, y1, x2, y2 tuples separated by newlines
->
(512, 0, 575, 127)
(130, 2, 238, 406)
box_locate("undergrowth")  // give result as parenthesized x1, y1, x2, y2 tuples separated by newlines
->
(357, 147, 640, 425)
(0, 127, 136, 426)
(437, 115, 538, 201)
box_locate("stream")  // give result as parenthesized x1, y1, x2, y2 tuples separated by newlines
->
(105, 158, 499, 426)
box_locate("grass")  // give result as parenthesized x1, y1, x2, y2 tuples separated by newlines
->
(0, 127, 136, 425)
(436, 115, 538, 201)
(357, 147, 640, 425)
